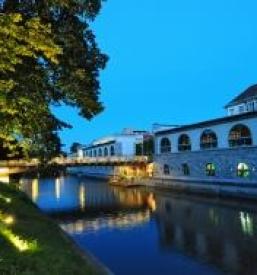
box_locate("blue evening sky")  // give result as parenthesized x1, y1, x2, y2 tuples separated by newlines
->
(55, 0, 257, 150)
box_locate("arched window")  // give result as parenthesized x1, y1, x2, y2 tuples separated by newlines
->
(201, 130, 218, 149)
(178, 134, 191, 151)
(206, 163, 216, 176)
(163, 164, 170, 175)
(104, 147, 108, 157)
(89, 151, 92, 157)
(110, 145, 115, 156)
(93, 150, 97, 157)
(160, 138, 171, 153)
(98, 148, 102, 157)
(237, 163, 250, 178)
(182, 163, 190, 176)
(229, 124, 252, 147)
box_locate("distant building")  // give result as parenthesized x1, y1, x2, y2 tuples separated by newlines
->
(226, 84, 257, 116)
(154, 84, 257, 182)
(70, 128, 153, 179)
(82, 128, 151, 158)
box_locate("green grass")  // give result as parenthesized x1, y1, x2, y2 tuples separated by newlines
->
(0, 183, 98, 275)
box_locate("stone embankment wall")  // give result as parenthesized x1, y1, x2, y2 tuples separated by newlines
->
(154, 146, 257, 182)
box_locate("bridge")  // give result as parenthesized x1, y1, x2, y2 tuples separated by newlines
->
(0, 156, 150, 176)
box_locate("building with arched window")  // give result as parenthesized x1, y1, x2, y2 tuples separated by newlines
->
(154, 84, 257, 183)
(82, 128, 151, 158)
(71, 128, 153, 179)
(160, 138, 171, 153)
(228, 124, 252, 147)
(201, 130, 218, 149)
(178, 134, 191, 151)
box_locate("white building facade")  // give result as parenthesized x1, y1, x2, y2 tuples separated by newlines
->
(82, 129, 148, 158)
(70, 129, 151, 179)
(154, 85, 257, 182)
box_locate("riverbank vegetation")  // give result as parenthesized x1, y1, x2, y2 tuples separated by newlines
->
(0, 183, 98, 274)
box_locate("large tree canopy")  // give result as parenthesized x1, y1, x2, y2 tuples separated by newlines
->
(0, 0, 107, 159)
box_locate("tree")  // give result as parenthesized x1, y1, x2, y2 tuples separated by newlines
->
(0, 0, 108, 160)
(70, 142, 82, 154)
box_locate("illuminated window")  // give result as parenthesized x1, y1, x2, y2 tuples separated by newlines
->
(160, 138, 171, 154)
(229, 124, 252, 147)
(110, 145, 115, 156)
(104, 147, 108, 156)
(163, 164, 170, 175)
(182, 163, 190, 176)
(178, 134, 191, 151)
(237, 163, 250, 178)
(206, 163, 216, 176)
(200, 130, 218, 149)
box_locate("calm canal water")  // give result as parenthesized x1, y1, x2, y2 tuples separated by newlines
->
(20, 175, 257, 275)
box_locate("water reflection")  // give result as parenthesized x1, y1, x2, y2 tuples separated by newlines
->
(20, 176, 257, 275)
(155, 194, 257, 274)
(61, 211, 151, 234)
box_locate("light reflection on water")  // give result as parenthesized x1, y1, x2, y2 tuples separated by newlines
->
(20, 176, 257, 275)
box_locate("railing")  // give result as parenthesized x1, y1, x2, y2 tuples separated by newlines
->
(54, 156, 150, 165)
(0, 156, 150, 168)
(0, 159, 39, 167)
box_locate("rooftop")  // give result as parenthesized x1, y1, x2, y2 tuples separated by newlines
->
(155, 111, 257, 136)
(225, 84, 257, 108)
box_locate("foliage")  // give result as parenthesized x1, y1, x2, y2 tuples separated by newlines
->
(0, 0, 108, 160)
(70, 142, 82, 153)
(0, 182, 98, 274)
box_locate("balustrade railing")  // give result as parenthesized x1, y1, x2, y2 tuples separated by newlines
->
(0, 156, 150, 167)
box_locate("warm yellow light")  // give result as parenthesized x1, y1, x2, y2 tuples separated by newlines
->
(0, 195, 12, 204)
(32, 178, 39, 202)
(5, 197, 11, 203)
(147, 193, 156, 212)
(3, 215, 15, 225)
(0, 226, 38, 252)
(79, 185, 86, 210)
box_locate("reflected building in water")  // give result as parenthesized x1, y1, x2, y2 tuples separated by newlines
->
(20, 176, 156, 232)
(155, 194, 257, 274)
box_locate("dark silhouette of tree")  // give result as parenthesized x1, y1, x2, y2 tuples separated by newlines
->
(0, 0, 108, 160)
(70, 142, 82, 154)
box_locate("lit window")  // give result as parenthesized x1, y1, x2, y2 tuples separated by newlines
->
(163, 164, 170, 175)
(200, 130, 218, 149)
(182, 163, 190, 176)
(229, 124, 252, 147)
(237, 163, 250, 178)
(160, 138, 171, 154)
(206, 163, 216, 177)
(178, 134, 191, 151)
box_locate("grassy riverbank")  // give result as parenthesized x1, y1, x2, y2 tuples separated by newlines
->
(0, 183, 98, 275)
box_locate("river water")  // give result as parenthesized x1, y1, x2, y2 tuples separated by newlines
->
(20, 175, 257, 275)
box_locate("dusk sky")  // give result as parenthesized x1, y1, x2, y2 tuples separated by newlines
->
(55, 0, 257, 150)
